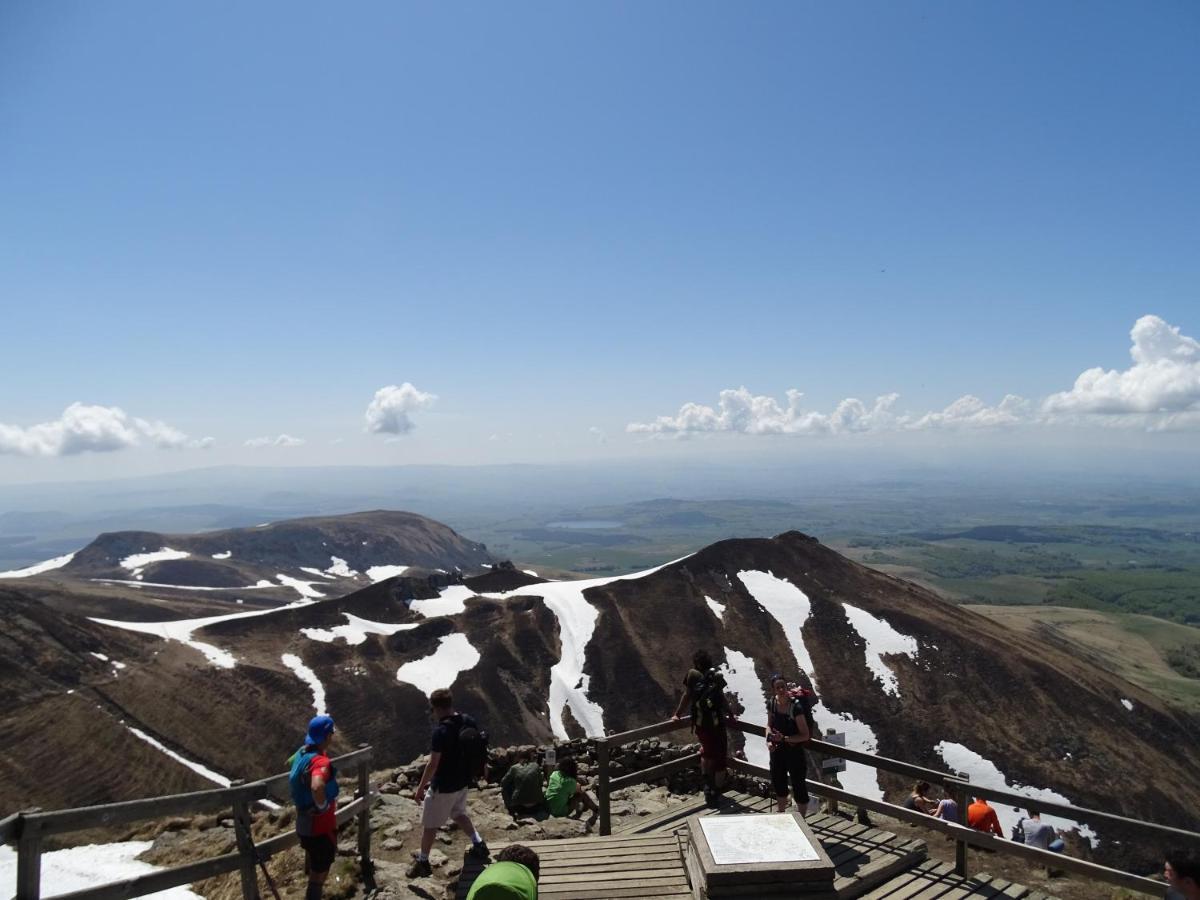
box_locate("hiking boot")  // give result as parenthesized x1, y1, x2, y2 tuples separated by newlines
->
(467, 840, 490, 860)
(704, 789, 720, 809)
(406, 858, 432, 879)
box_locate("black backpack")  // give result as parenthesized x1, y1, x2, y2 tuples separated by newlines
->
(691, 668, 727, 729)
(458, 715, 490, 783)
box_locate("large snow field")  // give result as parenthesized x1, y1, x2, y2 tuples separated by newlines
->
(0, 551, 76, 578)
(282, 653, 327, 715)
(395, 633, 481, 696)
(936, 741, 1098, 844)
(301, 613, 419, 645)
(489, 556, 692, 739)
(721, 648, 767, 767)
(0, 842, 202, 899)
(840, 602, 919, 697)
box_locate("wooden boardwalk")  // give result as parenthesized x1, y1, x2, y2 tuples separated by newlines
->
(454, 791, 1058, 899)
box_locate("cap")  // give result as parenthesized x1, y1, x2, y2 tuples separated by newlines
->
(305, 714, 335, 746)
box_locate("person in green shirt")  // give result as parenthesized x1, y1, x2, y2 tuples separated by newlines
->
(501, 748, 547, 818)
(544, 757, 598, 826)
(466, 844, 540, 900)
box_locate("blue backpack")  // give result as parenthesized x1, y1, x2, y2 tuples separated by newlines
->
(289, 747, 339, 812)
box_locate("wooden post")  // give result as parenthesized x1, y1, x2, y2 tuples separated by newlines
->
(230, 782, 259, 900)
(824, 729, 839, 817)
(357, 744, 373, 884)
(951, 774, 971, 877)
(15, 814, 42, 900)
(595, 736, 611, 836)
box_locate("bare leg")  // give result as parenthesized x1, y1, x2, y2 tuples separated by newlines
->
(453, 813, 476, 837)
(419, 827, 437, 857)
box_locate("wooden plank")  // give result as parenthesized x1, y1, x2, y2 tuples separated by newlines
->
(604, 717, 693, 745)
(856, 866, 928, 899)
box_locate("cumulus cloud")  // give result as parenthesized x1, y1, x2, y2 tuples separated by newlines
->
(0, 403, 212, 457)
(627, 388, 904, 436)
(364, 383, 436, 436)
(1042, 315, 1200, 426)
(908, 394, 1030, 430)
(244, 434, 306, 448)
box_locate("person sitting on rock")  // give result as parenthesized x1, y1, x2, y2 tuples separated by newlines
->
(1165, 849, 1200, 900)
(966, 795, 1004, 837)
(466, 844, 540, 900)
(545, 756, 599, 826)
(1018, 807, 1065, 852)
(933, 795, 960, 823)
(501, 748, 547, 819)
(904, 781, 938, 814)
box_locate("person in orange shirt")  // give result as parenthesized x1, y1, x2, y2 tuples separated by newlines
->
(966, 796, 1004, 837)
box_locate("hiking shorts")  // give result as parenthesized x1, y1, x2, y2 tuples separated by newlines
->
(421, 787, 468, 829)
(300, 833, 336, 874)
(695, 725, 728, 767)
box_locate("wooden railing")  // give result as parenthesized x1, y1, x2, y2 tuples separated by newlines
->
(3, 744, 377, 900)
(594, 717, 1197, 898)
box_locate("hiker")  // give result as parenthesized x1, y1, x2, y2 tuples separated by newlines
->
(1017, 808, 1064, 852)
(408, 687, 490, 878)
(466, 844, 540, 900)
(904, 781, 938, 814)
(765, 673, 813, 814)
(1165, 850, 1200, 900)
(966, 796, 1004, 837)
(501, 748, 547, 819)
(288, 714, 340, 900)
(933, 795, 959, 823)
(545, 756, 599, 826)
(672, 649, 730, 808)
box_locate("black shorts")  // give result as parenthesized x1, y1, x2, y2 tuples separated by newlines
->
(769, 744, 810, 802)
(300, 833, 336, 874)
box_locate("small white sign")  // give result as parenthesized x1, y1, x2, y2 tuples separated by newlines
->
(821, 732, 847, 773)
(700, 814, 820, 865)
(544, 748, 557, 767)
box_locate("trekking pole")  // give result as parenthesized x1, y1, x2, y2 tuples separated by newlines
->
(233, 802, 283, 900)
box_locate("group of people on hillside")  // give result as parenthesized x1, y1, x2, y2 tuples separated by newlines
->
(286, 658, 1200, 900)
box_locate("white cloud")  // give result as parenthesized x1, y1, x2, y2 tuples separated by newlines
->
(0, 403, 211, 457)
(907, 394, 1030, 430)
(627, 388, 903, 436)
(1042, 315, 1200, 427)
(364, 383, 436, 436)
(588, 426, 607, 443)
(244, 434, 306, 448)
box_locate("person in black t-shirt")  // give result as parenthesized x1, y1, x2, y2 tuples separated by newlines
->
(408, 688, 489, 879)
(765, 673, 812, 813)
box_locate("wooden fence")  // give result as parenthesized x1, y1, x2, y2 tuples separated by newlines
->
(3, 745, 376, 900)
(594, 716, 1199, 898)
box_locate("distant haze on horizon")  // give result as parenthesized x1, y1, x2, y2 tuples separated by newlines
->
(1, 2, 1196, 484)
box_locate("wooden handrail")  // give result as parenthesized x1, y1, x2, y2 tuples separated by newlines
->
(725, 758, 1171, 898)
(8, 745, 376, 900)
(593, 716, 1193, 895)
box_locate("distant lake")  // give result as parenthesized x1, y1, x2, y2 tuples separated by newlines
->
(545, 520, 624, 529)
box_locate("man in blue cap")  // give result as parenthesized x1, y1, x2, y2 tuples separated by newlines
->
(289, 715, 340, 900)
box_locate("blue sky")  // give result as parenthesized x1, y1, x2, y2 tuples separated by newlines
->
(1, 1, 1197, 481)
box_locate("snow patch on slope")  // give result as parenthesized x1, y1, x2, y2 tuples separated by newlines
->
(211, 551, 232, 560)
(120, 548, 190, 577)
(302, 613, 419, 646)
(410, 584, 476, 617)
(1120, 698, 1134, 711)
(276, 574, 325, 599)
(490, 555, 691, 740)
(935, 741, 1097, 845)
(396, 633, 481, 696)
(738, 570, 886, 799)
(282, 653, 327, 715)
(366, 564, 410, 582)
(721, 648, 766, 767)
(841, 602, 919, 697)
(126, 726, 231, 787)
(705, 595, 726, 621)
(0, 552, 76, 578)
(326, 557, 358, 578)
(0, 841, 202, 900)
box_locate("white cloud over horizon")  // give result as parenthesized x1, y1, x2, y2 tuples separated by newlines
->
(627, 315, 1199, 438)
(244, 434, 306, 448)
(0, 404, 213, 457)
(364, 383, 436, 436)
